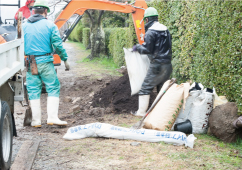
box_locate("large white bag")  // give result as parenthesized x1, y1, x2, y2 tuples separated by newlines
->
(123, 48, 150, 95)
(171, 82, 204, 130)
(188, 89, 214, 134)
(172, 90, 202, 126)
(144, 80, 190, 131)
(63, 123, 197, 148)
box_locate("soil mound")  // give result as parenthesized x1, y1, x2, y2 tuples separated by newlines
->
(91, 74, 156, 113)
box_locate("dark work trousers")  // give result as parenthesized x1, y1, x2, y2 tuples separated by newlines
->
(139, 62, 172, 95)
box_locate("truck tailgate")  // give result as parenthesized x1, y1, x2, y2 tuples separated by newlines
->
(0, 38, 24, 87)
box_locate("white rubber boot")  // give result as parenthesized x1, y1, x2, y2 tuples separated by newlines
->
(135, 95, 150, 117)
(30, 99, 42, 127)
(47, 97, 67, 126)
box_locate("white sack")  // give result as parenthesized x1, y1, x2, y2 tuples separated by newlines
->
(171, 90, 202, 130)
(63, 123, 197, 148)
(171, 82, 204, 130)
(124, 48, 150, 95)
(188, 89, 214, 134)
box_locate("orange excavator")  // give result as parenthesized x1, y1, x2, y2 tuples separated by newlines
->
(52, 0, 148, 66)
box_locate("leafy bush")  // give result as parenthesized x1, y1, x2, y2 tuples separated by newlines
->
(74, 22, 84, 42)
(147, 0, 242, 113)
(68, 27, 75, 41)
(68, 21, 84, 42)
(82, 28, 90, 48)
(102, 15, 138, 66)
(103, 28, 112, 56)
(108, 27, 135, 66)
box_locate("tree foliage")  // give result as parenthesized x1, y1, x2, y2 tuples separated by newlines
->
(83, 28, 90, 48)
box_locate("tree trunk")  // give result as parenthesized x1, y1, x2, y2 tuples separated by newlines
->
(86, 10, 105, 59)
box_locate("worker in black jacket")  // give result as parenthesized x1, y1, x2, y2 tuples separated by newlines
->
(132, 7, 172, 117)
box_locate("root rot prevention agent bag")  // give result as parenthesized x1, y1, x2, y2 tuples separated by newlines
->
(144, 80, 190, 131)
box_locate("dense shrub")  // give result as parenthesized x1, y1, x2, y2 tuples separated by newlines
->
(68, 21, 84, 42)
(74, 22, 84, 42)
(68, 28, 75, 42)
(108, 27, 135, 66)
(82, 28, 90, 48)
(103, 28, 113, 56)
(102, 15, 138, 66)
(147, 0, 242, 113)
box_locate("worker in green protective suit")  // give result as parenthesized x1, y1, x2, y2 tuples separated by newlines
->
(23, 0, 70, 127)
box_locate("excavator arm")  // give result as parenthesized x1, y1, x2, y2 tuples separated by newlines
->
(55, 0, 147, 44)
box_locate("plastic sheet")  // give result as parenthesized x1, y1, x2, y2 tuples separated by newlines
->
(63, 123, 197, 148)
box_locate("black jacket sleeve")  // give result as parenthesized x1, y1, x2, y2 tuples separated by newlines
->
(136, 30, 156, 55)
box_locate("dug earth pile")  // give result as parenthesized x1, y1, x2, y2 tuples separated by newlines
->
(92, 74, 156, 113)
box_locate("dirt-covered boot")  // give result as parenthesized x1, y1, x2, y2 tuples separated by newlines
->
(132, 95, 150, 117)
(47, 97, 67, 126)
(30, 99, 41, 127)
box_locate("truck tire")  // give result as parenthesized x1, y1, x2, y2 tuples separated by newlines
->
(0, 101, 13, 170)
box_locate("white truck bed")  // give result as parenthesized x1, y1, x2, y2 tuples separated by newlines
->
(0, 38, 24, 87)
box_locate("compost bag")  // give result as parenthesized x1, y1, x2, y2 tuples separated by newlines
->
(144, 80, 190, 131)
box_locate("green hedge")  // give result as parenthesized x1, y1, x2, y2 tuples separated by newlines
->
(108, 27, 135, 66)
(103, 28, 113, 56)
(68, 21, 84, 42)
(82, 28, 90, 48)
(147, 0, 242, 113)
(103, 15, 137, 66)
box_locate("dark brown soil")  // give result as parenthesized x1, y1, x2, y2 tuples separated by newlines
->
(22, 74, 158, 135)
(91, 74, 157, 113)
(208, 102, 242, 143)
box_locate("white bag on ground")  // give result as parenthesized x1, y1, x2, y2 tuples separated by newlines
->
(63, 123, 197, 148)
(171, 90, 202, 130)
(171, 82, 204, 130)
(188, 89, 214, 134)
(124, 48, 150, 95)
(144, 80, 190, 131)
